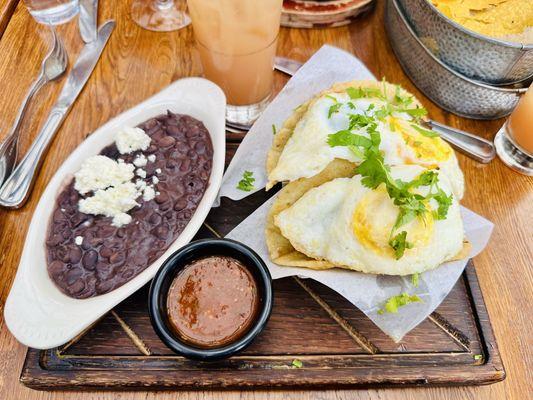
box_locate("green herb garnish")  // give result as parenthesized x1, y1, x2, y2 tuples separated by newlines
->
(346, 86, 385, 100)
(400, 106, 428, 121)
(411, 124, 439, 138)
(389, 231, 414, 260)
(374, 103, 394, 121)
(272, 124, 277, 135)
(411, 273, 419, 287)
(432, 188, 453, 220)
(348, 113, 375, 130)
(325, 94, 343, 118)
(473, 354, 483, 361)
(323, 85, 452, 259)
(236, 170, 255, 192)
(327, 130, 373, 149)
(378, 293, 422, 314)
(393, 86, 414, 108)
(346, 87, 364, 100)
(292, 359, 303, 368)
(328, 103, 342, 118)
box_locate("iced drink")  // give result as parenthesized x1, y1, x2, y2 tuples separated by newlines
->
(187, 0, 283, 125)
(507, 84, 533, 156)
(494, 83, 533, 175)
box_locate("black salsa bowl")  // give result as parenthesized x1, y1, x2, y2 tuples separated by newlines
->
(148, 238, 273, 361)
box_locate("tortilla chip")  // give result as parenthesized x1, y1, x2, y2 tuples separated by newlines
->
(266, 80, 424, 190)
(431, 0, 533, 40)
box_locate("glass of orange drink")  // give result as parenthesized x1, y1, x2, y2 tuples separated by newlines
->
(495, 83, 533, 175)
(187, 0, 283, 127)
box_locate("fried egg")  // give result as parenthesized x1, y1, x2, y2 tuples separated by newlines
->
(268, 91, 464, 199)
(274, 165, 465, 275)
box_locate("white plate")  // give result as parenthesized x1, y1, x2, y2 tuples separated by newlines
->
(4, 78, 226, 349)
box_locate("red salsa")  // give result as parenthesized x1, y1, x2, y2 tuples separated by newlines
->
(166, 256, 259, 348)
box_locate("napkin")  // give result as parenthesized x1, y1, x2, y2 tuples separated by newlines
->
(218, 45, 494, 341)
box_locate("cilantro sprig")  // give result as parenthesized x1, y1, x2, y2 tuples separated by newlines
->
(236, 170, 255, 192)
(326, 95, 342, 118)
(325, 85, 452, 259)
(355, 149, 452, 258)
(389, 231, 413, 260)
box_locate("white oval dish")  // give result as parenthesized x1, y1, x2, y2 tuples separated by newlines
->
(4, 77, 226, 349)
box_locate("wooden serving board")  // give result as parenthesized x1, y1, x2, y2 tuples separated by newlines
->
(20, 141, 505, 390)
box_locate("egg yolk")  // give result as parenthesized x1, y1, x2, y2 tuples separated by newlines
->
(352, 187, 434, 258)
(389, 117, 452, 163)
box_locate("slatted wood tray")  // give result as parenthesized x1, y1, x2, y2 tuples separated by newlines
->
(20, 142, 505, 390)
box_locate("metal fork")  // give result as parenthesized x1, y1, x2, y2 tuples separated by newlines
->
(0, 28, 68, 185)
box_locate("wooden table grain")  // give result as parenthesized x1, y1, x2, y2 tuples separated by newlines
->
(0, 0, 531, 399)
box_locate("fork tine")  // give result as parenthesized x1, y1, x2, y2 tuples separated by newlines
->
(51, 27, 59, 50)
(50, 28, 67, 67)
(58, 36, 68, 65)
(46, 28, 60, 60)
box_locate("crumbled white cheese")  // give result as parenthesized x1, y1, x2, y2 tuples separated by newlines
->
(115, 127, 151, 154)
(74, 155, 135, 195)
(152, 176, 159, 184)
(74, 236, 83, 245)
(78, 182, 140, 227)
(155, 168, 162, 174)
(135, 179, 156, 202)
(133, 154, 147, 167)
(74, 126, 159, 227)
(113, 213, 132, 227)
(135, 179, 147, 190)
(143, 186, 156, 201)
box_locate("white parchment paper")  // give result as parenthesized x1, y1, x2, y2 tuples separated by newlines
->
(218, 45, 494, 341)
(226, 198, 493, 341)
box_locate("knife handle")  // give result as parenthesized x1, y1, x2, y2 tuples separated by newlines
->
(0, 107, 67, 208)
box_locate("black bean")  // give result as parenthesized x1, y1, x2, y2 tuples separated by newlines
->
(82, 250, 98, 269)
(174, 198, 187, 211)
(155, 191, 169, 204)
(69, 247, 82, 264)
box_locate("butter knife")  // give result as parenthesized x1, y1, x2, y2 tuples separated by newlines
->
(274, 56, 496, 164)
(0, 21, 115, 208)
(79, 0, 98, 43)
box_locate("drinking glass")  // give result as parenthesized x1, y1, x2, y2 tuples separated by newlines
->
(494, 83, 533, 175)
(187, 0, 283, 126)
(23, 0, 79, 25)
(131, 0, 191, 32)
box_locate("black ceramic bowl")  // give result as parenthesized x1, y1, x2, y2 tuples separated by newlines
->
(148, 238, 273, 361)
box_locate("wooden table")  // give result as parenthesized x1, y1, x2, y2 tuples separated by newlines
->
(0, 0, 531, 398)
